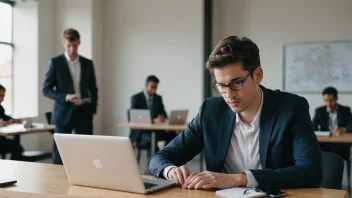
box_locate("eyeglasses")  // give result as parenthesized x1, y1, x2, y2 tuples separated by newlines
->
(213, 72, 252, 93)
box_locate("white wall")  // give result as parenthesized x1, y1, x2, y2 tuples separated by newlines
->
(92, 0, 104, 135)
(37, 0, 56, 152)
(12, 1, 39, 151)
(213, 0, 352, 116)
(13, 1, 38, 118)
(102, 0, 203, 136)
(55, 0, 93, 58)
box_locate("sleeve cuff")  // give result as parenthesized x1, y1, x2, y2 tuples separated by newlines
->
(244, 170, 259, 188)
(163, 166, 177, 180)
(66, 94, 69, 102)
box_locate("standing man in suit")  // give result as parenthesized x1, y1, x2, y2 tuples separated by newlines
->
(43, 28, 98, 164)
(0, 84, 24, 159)
(149, 36, 322, 190)
(313, 87, 352, 160)
(130, 75, 177, 150)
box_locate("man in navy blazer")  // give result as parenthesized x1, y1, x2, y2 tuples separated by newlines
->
(149, 36, 322, 190)
(43, 28, 98, 164)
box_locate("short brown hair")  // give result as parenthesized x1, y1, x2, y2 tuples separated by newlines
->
(62, 28, 80, 41)
(206, 36, 260, 74)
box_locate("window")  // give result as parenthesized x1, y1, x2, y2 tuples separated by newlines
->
(0, 0, 14, 114)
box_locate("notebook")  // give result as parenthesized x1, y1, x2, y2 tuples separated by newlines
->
(216, 187, 266, 198)
(314, 131, 331, 137)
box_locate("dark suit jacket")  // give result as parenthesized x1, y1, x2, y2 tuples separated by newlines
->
(312, 104, 352, 132)
(131, 91, 167, 119)
(129, 91, 168, 143)
(149, 86, 322, 190)
(43, 54, 98, 126)
(0, 105, 13, 121)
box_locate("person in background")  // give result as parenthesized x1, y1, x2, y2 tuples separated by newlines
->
(43, 28, 98, 165)
(130, 75, 177, 151)
(0, 84, 24, 159)
(313, 86, 352, 160)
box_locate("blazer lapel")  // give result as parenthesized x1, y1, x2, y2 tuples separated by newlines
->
(216, 105, 235, 172)
(259, 86, 277, 169)
(79, 56, 84, 97)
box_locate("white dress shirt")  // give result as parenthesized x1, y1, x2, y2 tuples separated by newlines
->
(163, 90, 263, 188)
(224, 89, 263, 187)
(64, 52, 81, 98)
(327, 106, 338, 131)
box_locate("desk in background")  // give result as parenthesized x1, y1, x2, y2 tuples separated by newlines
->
(118, 123, 186, 153)
(0, 123, 55, 160)
(317, 133, 352, 143)
(0, 160, 347, 198)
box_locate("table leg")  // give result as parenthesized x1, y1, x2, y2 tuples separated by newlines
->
(150, 131, 156, 160)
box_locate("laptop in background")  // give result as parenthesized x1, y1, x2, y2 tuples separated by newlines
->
(54, 134, 175, 194)
(23, 118, 34, 128)
(129, 109, 151, 124)
(167, 110, 188, 125)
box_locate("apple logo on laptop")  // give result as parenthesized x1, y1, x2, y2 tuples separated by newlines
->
(93, 158, 103, 169)
(177, 114, 181, 120)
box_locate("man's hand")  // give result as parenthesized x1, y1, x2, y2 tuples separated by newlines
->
(184, 171, 248, 190)
(168, 165, 192, 188)
(153, 115, 166, 123)
(67, 94, 80, 103)
(333, 127, 347, 136)
(13, 119, 23, 124)
(0, 121, 9, 127)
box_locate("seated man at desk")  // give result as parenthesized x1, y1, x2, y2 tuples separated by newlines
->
(0, 84, 24, 159)
(313, 86, 352, 160)
(130, 75, 177, 151)
(149, 36, 322, 190)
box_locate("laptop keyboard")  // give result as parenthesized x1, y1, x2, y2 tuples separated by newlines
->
(144, 182, 158, 189)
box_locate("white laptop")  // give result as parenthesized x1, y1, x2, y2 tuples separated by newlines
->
(54, 134, 175, 194)
(129, 109, 152, 124)
(167, 110, 188, 125)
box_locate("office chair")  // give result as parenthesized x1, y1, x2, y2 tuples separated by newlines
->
(321, 151, 344, 190)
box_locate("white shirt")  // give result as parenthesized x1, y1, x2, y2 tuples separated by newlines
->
(163, 90, 263, 187)
(224, 89, 263, 187)
(327, 106, 338, 131)
(64, 52, 81, 98)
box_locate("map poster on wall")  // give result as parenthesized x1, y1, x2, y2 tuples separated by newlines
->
(283, 41, 352, 93)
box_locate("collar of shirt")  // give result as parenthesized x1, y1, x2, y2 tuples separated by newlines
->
(235, 88, 264, 130)
(326, 105, 338, 114)
(64, 51, 80, 64)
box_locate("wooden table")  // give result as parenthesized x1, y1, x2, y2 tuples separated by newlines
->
(0, 123, 55, 160)
(317, 133, 352, 143)
(0, 160, 348, 198)
(0, 123, 55, 136)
